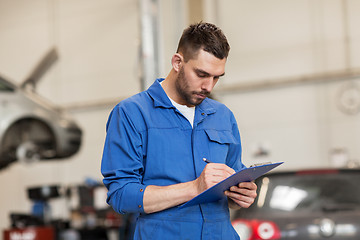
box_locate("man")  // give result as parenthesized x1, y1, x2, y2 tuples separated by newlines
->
(101, 22, 257, 239)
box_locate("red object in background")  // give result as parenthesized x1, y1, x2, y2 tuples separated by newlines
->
(3, 226, 54, 240)
(232, 219, 281, 240)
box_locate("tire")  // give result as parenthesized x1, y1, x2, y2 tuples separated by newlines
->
(0, 118, 56, 168)
(16, 141, 41, 164)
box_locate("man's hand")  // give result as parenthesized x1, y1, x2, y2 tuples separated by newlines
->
(194, 163, 235, 195)
(225, 182, 257, 209)
(143, 164, 256, 214)
(143, 163, 235, 213)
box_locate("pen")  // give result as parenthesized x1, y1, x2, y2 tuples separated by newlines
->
(203, 158, 212, 164)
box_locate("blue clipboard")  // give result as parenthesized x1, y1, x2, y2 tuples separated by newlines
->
(179, 162, 284, 208)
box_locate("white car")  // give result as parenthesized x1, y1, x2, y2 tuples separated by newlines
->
(0, 75, 82, 170)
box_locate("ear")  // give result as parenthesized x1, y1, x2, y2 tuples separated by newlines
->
(171, 53, 183, 72)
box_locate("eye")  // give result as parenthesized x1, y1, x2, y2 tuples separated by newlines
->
(199, 75, 207, 78)
(195, 69, 209, 78)
(197, 72, 207, 78)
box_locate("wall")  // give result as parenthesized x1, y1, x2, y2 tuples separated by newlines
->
(204, 0, 360, 168)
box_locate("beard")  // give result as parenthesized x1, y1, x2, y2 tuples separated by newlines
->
(175, 67, 210, 106)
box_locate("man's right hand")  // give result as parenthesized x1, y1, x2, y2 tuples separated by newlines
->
(194, 163, 235, 195)
(143, 163, 235, 214)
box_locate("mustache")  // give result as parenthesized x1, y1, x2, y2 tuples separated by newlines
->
(193, 91, 210, 96)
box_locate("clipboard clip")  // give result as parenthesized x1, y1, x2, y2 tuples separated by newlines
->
(249, 162, 272, 168)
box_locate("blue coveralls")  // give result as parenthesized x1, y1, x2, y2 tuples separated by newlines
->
(101, 78, 245, 239)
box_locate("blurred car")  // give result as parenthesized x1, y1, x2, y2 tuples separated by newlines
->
(0, 71, 82, 170)
(231, 168, 360, 240)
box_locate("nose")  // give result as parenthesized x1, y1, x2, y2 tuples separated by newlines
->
(201, 77, 216, 93)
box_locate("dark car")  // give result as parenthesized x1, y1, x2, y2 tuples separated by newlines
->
(231, 168, 360, 240)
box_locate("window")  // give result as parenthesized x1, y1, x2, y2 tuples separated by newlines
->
(251, 171, 360, 213)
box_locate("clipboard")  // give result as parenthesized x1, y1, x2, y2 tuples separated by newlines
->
(179, 162, 283, 208)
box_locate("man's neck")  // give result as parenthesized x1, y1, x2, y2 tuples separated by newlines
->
(161, 70, 183, 105)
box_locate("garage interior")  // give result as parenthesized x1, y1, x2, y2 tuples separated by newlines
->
(1, 0, 360, 239)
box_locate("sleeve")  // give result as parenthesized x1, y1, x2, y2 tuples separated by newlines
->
(101, 103, 148, 214)
(226, 111, 246, 172)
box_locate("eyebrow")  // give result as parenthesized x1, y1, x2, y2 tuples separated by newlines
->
(195, 68, 225, 78)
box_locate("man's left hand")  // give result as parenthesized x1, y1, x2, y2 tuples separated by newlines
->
(225, 182, 257, 209)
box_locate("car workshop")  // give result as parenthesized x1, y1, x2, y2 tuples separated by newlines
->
(1, 1, 360, 240)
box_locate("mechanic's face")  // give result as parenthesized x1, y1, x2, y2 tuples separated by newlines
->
(175, 50, 226, 107)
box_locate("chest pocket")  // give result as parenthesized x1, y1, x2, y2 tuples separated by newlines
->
(204, 129, 239, 164)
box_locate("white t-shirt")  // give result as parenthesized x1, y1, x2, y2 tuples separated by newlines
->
(160, 81, 195, 127)
(169, 98, 195, 128)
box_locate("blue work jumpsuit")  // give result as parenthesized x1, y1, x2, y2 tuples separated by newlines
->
(101, 78, 245, 239)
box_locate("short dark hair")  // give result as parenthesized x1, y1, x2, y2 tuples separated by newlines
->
(176, 22, 230, 62)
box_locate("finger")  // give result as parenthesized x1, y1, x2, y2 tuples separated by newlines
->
(238, 181, 257, 190)
(225, 191, 256, 208)
(230, 197, 254, 208)
(229, 185, 257, 198)
(225, 190, 253, 202)
(203, 169, 233, 181)
(216, 163, 236, 175)
(206, 175, 232, 187)
(206, 163, 236, 176)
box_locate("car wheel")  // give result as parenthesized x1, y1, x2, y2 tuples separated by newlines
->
(16, 141, 41, 164)
(1, 119, 56, 165)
